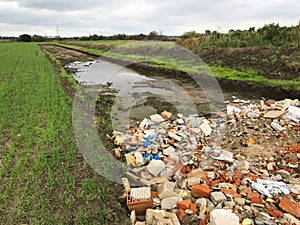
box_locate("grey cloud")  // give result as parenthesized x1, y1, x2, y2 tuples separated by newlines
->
(17, 0, 122, 11)
(0, 0, 299, 36)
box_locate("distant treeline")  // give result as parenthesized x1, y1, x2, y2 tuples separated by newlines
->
(177, 22, 300, 50)
(2, 22, 299, 48)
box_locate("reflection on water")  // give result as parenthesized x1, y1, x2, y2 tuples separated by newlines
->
(67, 60, 225, 129)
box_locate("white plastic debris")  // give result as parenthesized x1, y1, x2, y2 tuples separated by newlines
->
(204, 147, 235, 163)
(246, 178, 289, 198)
(287, 106, 300, 122)
(227, 105, 242, 115)
(270, 122, 286, 131)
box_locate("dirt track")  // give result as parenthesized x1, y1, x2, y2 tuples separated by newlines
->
(41, 44, 300, 100)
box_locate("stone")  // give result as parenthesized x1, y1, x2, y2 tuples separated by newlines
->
(134, 152, 144, 166)
(283, 213, 300, 225)
(207, 171, 216, 180)
(130, 210, 136, 224)
(158, 189, 179, 200)
(175, 189, 192, 198)
(147, 160, 166, 176)
(275, 169, 291, 178)
(161, 197, 183, 210)
(210, 192, 227, 205)
(266, 99, 276, 106)
(161, 110, 172, 120)
(290, 184, 300, 195)
(135, 222, 146, 225)
(146, 209, 180, 225)
(150, 114, 165, 123)
(200, 122, 212, 136)
(234, 197, 246, 206)
(270, 122, 286, 131)
(125, 153, 136, 166)
(163, 146, 176, 156)
(242, 218, 254, 225)
(279, 197, 300, 219)
(141, 171, 152, 180)
(264, 110, 286, 119)
(210, 209, 239, 225)
(224, 201, 236, 209)
(187, 177, 201, 187)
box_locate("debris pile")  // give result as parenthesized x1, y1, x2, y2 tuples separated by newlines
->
(113, 98, 300, 225)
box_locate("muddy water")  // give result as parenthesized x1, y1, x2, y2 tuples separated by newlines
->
(68, 60, 244, 130)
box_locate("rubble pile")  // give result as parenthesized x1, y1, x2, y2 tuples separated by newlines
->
(112, 98, 300, 225)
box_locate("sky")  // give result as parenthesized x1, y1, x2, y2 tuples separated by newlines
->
(0, 0, 299, 37)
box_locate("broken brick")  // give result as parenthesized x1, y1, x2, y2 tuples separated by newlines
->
(279, 197, 300, 219)
(177, 208, 186, 221)
(221, 189, 242, 198)
(211, 179, 221, 187)
(190, 203, 197, 214)
(176, 199, 192, 210)
(191, 185, 212, 198)
(247, 193, 261, 202)
(264, 208, 283, 217)
(246, 172, 259, 182)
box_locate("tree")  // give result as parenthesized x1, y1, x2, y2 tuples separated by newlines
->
(32, 35, 46, 42)
(205, 30, 211, 35)
(181, 31, 200, 39)
(17, 34, 32, 42)
(149, 31, 159, 40)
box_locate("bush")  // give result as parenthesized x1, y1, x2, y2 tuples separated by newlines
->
(17, 34, 32, 42)
(32, 35, 46, 42)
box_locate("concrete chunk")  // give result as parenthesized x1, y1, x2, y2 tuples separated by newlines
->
(210, 192, 227, 205)
(147, 160, 166, 176)
(161, 197, 183, 209)
(210, 209, 239, 225)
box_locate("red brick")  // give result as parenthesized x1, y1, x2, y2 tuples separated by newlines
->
(247, 193, 261, 203)
(246, 172, 259, 182)
(151, 191, 158, 198)
(240, 187, 252, 195)
(176, 199, 192, 210)
(279, 197, 300, 219)
(233, 170, 244, 180)
(190, 203, 197, 214)
(264, 208, 283, 217)
(202, 177, 211, 186)
(181, 166, 192, 174)
(199, 220, 206, 225)
(221, 189, 242, 198)
(191, 185, 212, 198)
(178, 208, 186, 221)
(211, 179, 221, 187)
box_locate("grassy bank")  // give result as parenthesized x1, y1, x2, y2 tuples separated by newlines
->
(0, 42, 126, 224)
(55, 41, 300, 90)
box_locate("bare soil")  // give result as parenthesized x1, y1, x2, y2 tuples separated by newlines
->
(197, 46, 300, 80)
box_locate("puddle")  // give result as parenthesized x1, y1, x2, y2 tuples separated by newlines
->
(67, 59, 230, 130)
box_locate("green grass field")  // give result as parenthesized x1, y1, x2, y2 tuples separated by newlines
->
(0, 42, 124, 224)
